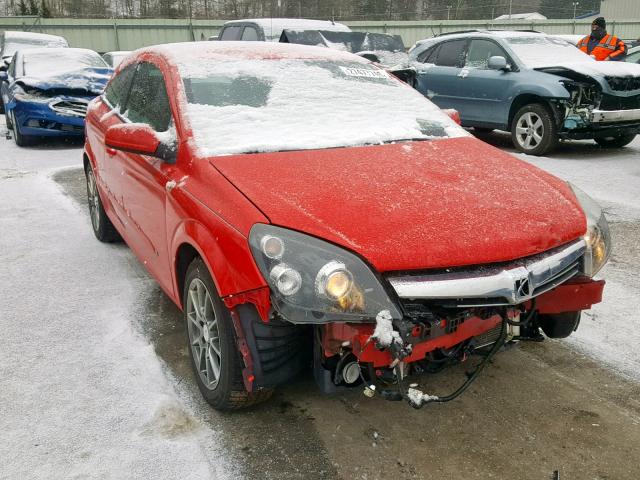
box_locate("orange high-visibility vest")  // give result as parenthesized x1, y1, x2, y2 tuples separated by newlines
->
(577, 34, 626, 61)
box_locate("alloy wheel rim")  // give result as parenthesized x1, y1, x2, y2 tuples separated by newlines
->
(186, 278, 222, 390)
(515, 112, 544, 150)
(86, 170, 100, 231)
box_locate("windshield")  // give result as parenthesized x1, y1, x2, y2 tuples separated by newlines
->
(180, 59, 466, 156)
(23, 50, 108, 77)
(506, 36, 593, 68)
(4, 37, 66, 59)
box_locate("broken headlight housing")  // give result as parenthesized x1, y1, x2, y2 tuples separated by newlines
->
(570, 184, 612, 277)
(249, 224, 401, 323)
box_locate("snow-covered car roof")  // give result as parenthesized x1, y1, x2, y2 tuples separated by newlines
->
(150, 40, 367, 63)
(223, 18, 351, 41)
(2, 30, 67, 44)
(1, 30, 68, 59)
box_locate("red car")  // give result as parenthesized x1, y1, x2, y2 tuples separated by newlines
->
(83, 42, 610, 410)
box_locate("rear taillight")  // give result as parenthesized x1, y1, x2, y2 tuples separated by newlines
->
(442, 109, 461, 125)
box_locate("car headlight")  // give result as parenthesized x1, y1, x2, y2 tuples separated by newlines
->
(570, 184, 612, 277)
(249, 224, 401, 323)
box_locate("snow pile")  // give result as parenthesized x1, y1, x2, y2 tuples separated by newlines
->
(406, 387, 439, 407)
(175, 55, 467, 156)
(371, 310, 401, 348)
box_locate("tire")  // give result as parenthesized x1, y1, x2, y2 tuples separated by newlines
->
(84, 163, 121, 242)
(511, 103, 558, 156)
(538, 311, 581, 339)
(594, 133, 636, 149)
(184, 257, 273, 410)
(12, 111, 34, 147)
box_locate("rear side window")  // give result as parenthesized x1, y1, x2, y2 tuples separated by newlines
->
(435, 40, 467, 67)
(241, 27, 259, 41)
(466, 39, 509, 68)
(124, 62, 172, 132)
(220, 26, 243, 41)
(104, 64, 136, 110)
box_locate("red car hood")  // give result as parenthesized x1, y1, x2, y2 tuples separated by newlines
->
(211, 137, 586, 272)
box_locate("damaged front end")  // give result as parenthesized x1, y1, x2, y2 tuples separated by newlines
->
(543, 67, 640, 139)
(8, 70, 109, 137)
(239, 216, 607, 408)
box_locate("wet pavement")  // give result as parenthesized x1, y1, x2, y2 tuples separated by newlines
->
(1, 121, 639, 479)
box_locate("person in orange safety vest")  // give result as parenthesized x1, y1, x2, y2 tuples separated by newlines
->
(577, 17, 627, 61)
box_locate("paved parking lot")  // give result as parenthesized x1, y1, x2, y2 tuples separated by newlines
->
(1, 119, 639, 480)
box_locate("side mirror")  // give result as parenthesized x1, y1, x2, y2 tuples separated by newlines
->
(105, 123, 176, 163)
(488, 56, 508, 71)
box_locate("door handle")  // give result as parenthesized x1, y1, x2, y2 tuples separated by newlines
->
(106, 147, 117, 156)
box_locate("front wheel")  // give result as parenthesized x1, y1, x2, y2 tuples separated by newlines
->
(594, 133, 636, 148)
(184, 257, 273, 410)
(511, 103, 558, 156)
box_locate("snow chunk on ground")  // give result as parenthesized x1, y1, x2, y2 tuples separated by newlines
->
(407, 387, 439, 407)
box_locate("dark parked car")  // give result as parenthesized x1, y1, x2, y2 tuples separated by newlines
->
(216, 18, 350, 42)
(280, 29, 407, 68)
(0, 31, 68, 112)
(3, 48, 111, 146)
(83, 41, 608, 410)
(399, 31, 640, 155)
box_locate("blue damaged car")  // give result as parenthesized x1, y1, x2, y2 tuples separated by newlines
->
(2, 47, 112, 146)
(396, 31, 640, 155)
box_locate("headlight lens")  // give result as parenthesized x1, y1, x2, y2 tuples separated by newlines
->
(249, 224, 401, 323)
(570, 184, 612, 276)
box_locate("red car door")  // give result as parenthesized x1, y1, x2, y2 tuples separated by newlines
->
(107, 61, 176, 293)
(89, 63, 137, 228)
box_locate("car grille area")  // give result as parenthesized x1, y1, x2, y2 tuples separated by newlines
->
(387, 240, 585, 308)
(605, 76, 640, 92)
(49, 99, 89, 118)
(600, 93, 640, 111)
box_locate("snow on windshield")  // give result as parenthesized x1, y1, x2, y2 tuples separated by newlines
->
(506, 36, 593, 68)
(23, 49, 108, 77)
(179, 58, 467, 156)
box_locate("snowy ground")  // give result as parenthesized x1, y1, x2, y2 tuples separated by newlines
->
(0, 119, 638, 480)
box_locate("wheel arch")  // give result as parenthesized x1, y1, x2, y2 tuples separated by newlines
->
(175, 241, 201, 309)
(508, 94, 556, 130)
(170, 219, 268, 311)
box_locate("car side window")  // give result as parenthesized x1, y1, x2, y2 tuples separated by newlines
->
(220, 26, 243, 41)
(104, 64, 136, 111)
(241, 27, 258, 41)
(124, 62, 172, 132)
(466, 39, 510, 69)
(434, 40, 467, 68)
(418, 45, 439, 64)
